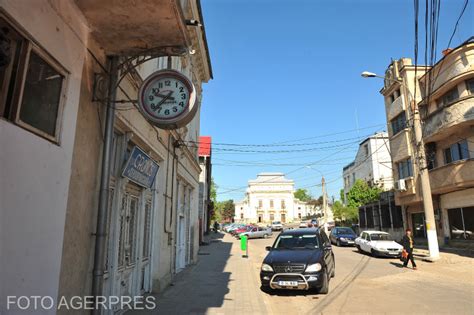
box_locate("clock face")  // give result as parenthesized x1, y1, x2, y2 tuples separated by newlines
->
(138, 70, 197, 129)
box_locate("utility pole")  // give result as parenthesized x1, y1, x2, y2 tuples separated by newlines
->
(412, 101, 440, 260)
(322, 177, 328, 233)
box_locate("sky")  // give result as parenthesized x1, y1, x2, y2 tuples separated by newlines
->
(198, 0, 473, 202)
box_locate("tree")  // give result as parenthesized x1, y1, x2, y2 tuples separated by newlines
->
(332, 200, 358, 223)
(210, 177, 217, 204)
(346, 179, 383, 209)
(214, 199, 235, 222)
(294, 188, 312, 202)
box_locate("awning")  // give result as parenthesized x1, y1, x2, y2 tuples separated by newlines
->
(75, 0, 189, 55)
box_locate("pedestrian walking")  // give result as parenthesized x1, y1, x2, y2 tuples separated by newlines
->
(401, 228, 417, 270)
(213, 221, 219, 233)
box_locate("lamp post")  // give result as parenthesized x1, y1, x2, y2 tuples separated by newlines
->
(361, 71, 440, 261)
(305, 166, 328, 233)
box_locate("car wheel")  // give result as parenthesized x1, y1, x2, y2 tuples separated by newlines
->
(263, 234, 268, 239)
(331, 261, 335, 278)
(371, 249, 377, 257)
(260, 285, 271, 293)
(318, 271, 329, 294)
(356, 245, 362, 252)
(336, 239, 341, 247)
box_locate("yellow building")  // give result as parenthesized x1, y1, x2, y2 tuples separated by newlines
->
(381, 38, 474, 246)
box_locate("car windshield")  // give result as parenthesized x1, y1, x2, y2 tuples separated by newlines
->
(370, 233, 392, 241)
(273, 234, 319, 250)
(272, 221, 281, 224)
(337, 228, 356, 235)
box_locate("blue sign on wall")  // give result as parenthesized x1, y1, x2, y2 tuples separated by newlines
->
(122, 146, 159, 189)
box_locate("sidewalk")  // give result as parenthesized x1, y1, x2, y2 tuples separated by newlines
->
(129, 232, 269, 315)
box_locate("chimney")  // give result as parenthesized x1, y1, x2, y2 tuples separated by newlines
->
(442, 48, 453, 56)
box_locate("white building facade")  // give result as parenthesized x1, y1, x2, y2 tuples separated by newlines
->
(343, 132, 394, 202)
(0, 1, 211, 314)
(234, 173, 313, 223)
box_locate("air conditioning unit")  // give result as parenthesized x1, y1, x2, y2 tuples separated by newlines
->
(395, 179, 407, 192)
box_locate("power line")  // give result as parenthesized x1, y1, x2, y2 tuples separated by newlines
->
(181, 134, 373, 148)
(447, 0, 469, 48)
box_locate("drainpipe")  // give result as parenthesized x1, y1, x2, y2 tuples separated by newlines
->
(92, 56, 119, 314)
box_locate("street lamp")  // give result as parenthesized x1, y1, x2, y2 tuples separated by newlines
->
(361, 70, 440, 261)
(305, 165, 328, 233)
(360, 71, 378, 78)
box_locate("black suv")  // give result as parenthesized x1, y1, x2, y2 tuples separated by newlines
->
(260, 228, 335, 294)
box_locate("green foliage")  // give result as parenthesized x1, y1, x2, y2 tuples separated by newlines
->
(346, 179, 383, 209)
(340, 189, 345, 203)
(294, 188, 312, 202)
(210, 177, 217, 204)
(332, 200, 358, 223)
(214, 199, 235, 222)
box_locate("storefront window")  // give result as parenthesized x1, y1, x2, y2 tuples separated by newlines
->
(448, 207, 474, 241)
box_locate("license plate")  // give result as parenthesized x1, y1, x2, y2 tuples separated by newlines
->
(278, 281, 298, 287)
(347, 240, 354, 244)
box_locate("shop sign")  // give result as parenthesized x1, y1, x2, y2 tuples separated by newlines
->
(122, 146, 159, 188)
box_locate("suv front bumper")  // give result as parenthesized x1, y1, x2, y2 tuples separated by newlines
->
(260, 271, 324, 290)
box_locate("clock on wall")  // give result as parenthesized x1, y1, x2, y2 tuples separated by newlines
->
(138, 69, 197, 129)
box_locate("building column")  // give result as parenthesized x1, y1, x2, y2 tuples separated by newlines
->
(388, 194, 394, 229)
(401, 205, 408, 231)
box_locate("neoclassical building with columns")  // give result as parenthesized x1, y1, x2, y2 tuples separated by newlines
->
(234, 173, 313, 223)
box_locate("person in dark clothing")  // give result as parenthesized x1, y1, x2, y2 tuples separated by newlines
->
(401, 228, 417, 270)
(213, 221, 219, 233)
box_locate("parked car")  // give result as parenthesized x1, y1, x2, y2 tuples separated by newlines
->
(355, 231, 403, 257)
(451, 226, 473, 239)
(329, 227, 357, 246)
(239, 226, 272, 239)
(231, 225, 254, 236)
(271, 221, 283, 231)
(227, 224, 246, 234)
(299, 221, 309, 228)
(260, 228, 335, 294)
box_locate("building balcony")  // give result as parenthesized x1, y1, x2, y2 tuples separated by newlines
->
(389, 129, 413, 162)
(422, 97, 474, 142)
(386, 96, 406, 121)
(75, 0, 189, 55)
(420, 44, 474, 94)
(394, 176, 423, 205)
(429, 159, 474, 194)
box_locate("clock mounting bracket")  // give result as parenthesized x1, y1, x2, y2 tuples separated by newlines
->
(92, 45, 188, 103)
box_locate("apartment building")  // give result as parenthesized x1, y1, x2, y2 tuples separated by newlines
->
(381, 38, 473, 245)
(418, 38, 474, 245)
(343, 132, 394, 203)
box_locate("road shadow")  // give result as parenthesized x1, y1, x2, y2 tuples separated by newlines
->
(260, 286, 321, 297)
(389, 261, 405, 268)
(130, 232, 233, 314)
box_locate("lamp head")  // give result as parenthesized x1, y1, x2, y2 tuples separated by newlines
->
(361, 71, 377, 78)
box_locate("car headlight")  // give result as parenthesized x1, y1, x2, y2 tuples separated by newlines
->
(340, 237, 347, 241)
(305, 263, 322, 272)
(261, 263, 273, 272)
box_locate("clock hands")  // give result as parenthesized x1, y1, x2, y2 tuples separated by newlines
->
(152, 91, 173, 111)
(154, 92, 175, 101)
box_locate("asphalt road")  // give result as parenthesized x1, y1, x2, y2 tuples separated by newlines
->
(131, 231, 474, 315)
(246, 231, 474, 314)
